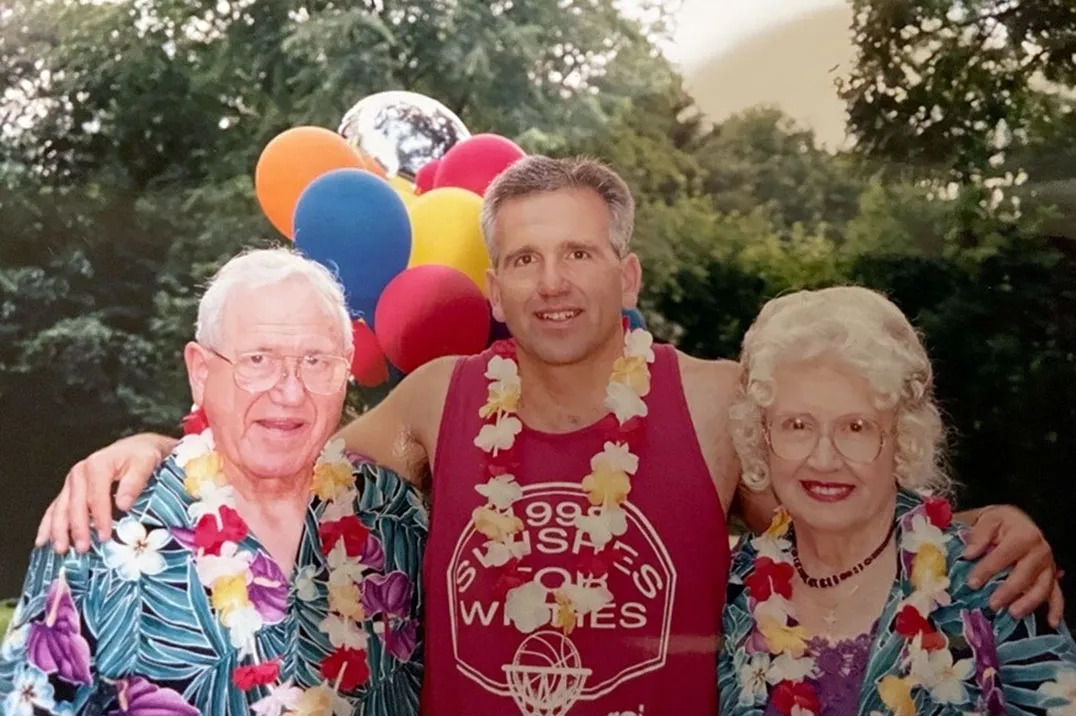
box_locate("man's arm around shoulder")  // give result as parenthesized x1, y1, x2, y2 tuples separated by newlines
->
(335, 355, 458, 487)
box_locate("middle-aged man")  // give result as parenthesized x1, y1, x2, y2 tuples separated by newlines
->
(34, 157, 1063, 715)
(1, 249, 426, 715)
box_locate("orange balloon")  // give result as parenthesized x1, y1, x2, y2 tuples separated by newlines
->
(354, 149, 388, 178)
(254, 126, 364, 239)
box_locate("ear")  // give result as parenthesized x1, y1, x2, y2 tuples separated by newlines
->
(486, 267, 506, 324)
(619, 252, 643, 309)
(184, 341, 211, 407)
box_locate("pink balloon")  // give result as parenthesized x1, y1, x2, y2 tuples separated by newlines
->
(374, 265, 491, 373)
(434, 134, 526, 196)
(350, 320, 389, 387)
(414, 159, 440, 195)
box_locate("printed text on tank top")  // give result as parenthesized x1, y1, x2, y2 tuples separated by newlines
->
(471, 326, 657, 633)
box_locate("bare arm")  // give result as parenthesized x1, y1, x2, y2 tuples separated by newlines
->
(958, 503, 1064, 626)
(334, 355, 456, 485)
(953, 506, 984, 524)
(36, 432, 179, 552)
(36, 356, 456, 554)
(677, 353, 746, 514)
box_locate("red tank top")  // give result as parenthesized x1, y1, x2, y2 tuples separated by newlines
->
(421, 344, 730, 716)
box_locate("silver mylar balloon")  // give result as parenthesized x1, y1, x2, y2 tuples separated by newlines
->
(338, 91, 470, 180)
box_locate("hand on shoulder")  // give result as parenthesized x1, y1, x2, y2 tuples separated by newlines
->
(35, 432, 176, 555)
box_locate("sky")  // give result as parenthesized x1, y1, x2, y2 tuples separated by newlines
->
(659, 0, 846, 72)
(642, 0, 853, 147)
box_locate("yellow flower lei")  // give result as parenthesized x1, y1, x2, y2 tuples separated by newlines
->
(741, 501, 960, 716)
(173, 429, 366, 713)
(471, 327, 656, 634)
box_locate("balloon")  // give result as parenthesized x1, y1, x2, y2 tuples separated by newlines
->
(414, 159, 440, 195)
(374, 265, 491, 374)
(254, 126, 364, 239)
(355, 150, 388, 178)
(353, 361, 405, 410)
(388, 175, 418, 206)
(293, 169, 411, 325)
(434, 133, 526, 196)
(350, 320, 389, 387)
(338, 91, 470, 180)
(623, 307, 647, 330)
(407, 188, 490, 293)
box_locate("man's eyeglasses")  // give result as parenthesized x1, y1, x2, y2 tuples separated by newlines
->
(765, 413, 889, 464)
(203, 345, 350, 395)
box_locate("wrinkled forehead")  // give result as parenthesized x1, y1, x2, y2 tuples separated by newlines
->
(217, 279, 346, 353)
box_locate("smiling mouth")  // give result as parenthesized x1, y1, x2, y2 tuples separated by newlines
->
(535, 309, 581, 322)
(801, 481, 855, 502)
(255, 419, 307, 433)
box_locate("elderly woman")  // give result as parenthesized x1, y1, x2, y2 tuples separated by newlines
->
(717, 286, 1076, 715)
(0, 249, 425, 715)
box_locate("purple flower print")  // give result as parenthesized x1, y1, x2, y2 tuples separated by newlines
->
(360, 534, 385, 571)
(744, 626, 768, 655)
(362, 571, 412, 618)
(381, 618, 419, 662)
(169, 527, 196, 551)
(109, 676, 199, 716)
(962, 608, 1005, 714)
(248, 553, 288, 624)
(25, 574, 92, 685)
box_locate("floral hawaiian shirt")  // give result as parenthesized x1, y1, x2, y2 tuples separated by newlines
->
(0, 452, 426, 715)
(718, 489, 1076, 715)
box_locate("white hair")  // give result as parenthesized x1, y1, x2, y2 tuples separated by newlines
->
(195, 247, 352, 351)
(729, 286, 950, 495)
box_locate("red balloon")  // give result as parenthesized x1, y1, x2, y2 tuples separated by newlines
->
(350, 320, 389, 387)
(374, 265, 491, 373)
(434, 134, 526, 196)
(414, 159, 440, 195)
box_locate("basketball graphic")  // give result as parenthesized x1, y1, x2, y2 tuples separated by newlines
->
(449, 483, 678, 712)
(503, 630, 592, 716)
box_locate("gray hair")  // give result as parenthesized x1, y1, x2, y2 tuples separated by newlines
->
(729, 286, 951, 496)
(195, 247, 352, 352)
(480, 155, 635, 266)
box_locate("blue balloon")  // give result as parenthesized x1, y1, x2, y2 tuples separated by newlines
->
(623, 307, 647, 330)
(293, 168, 411, 326)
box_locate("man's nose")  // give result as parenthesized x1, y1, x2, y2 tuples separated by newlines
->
(269, 362, 307, 405)
(537, 260, 570, 295)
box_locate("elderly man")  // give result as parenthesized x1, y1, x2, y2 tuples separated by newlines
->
(0, 249, 425, 715)
(36, 157, 1062, 715)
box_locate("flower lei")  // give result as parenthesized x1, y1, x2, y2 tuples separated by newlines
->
(470, 323, 655, 635)
(740, 495, 962, 716)
(172, 418, 377, 715)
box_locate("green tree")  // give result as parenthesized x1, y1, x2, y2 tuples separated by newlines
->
(693, 107, 864, 233)
(839, 0, 1076, 180)
(0, 0, 683, 597)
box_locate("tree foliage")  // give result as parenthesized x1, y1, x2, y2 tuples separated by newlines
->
(0, 0, 1074, 616)
(839, 0, 1076, 179)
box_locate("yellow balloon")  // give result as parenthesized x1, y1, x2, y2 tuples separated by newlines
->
(407, 187, 491, 294)
(388, 175, 417, 206)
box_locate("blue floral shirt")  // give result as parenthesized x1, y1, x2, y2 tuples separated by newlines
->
(0, 453, 427, 715)
(718, 490, 1076, 715)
